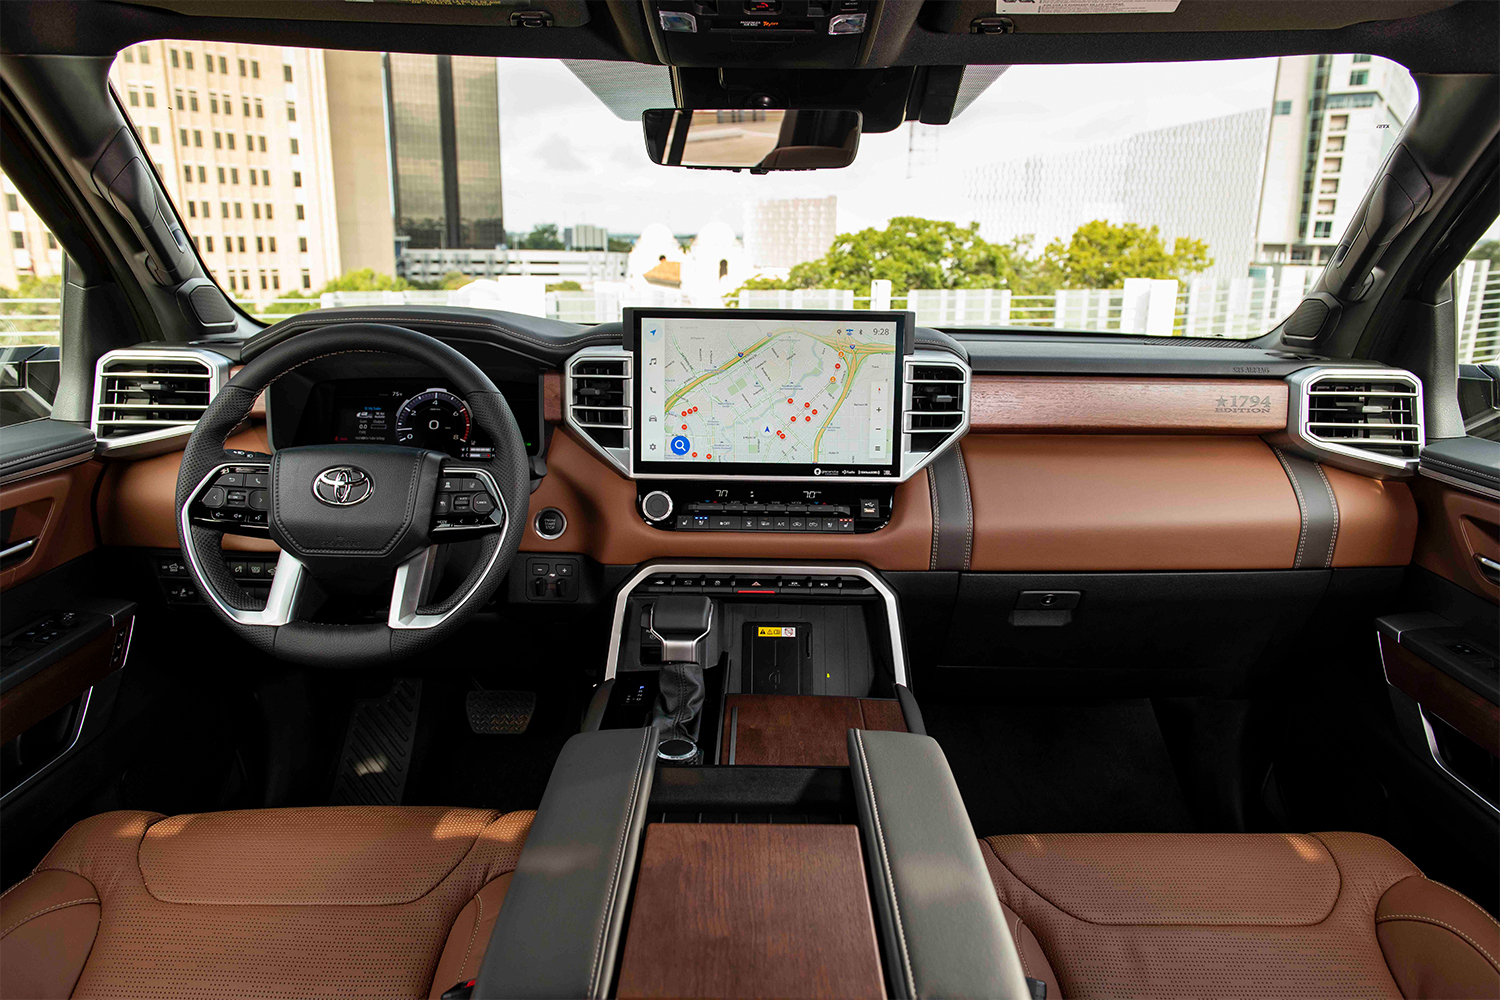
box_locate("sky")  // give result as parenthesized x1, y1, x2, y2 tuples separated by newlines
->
(494, 56, 1282, 238)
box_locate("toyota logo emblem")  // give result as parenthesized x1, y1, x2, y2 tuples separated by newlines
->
(312, 466, 374, 506)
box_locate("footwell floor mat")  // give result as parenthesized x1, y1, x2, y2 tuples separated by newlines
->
(330, 678, 422, 806)
(922, 698, 1195, 836)
(466, 689, 537, 734)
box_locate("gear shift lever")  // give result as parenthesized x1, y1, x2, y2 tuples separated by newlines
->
(646, 595, 713, 762)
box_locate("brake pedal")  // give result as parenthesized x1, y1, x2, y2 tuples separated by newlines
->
(466, 690, 536, 734)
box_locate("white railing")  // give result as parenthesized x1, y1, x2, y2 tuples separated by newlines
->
(3, 262, 1498, 365)
(1455, 258, 1500, 365)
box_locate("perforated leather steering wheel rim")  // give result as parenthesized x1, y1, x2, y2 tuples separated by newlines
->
(173, 324, 530, 666)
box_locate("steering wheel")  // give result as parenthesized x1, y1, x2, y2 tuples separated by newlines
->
(173, 324, 529, 666)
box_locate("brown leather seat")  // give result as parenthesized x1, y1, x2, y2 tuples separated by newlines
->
(0, 807, 533, 1000)
(981, 831, 1500, 1000)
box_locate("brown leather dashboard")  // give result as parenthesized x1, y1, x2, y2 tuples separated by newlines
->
(93, 376, 1417, 572)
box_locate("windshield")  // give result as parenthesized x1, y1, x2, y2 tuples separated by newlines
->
(17, 47, 1481, 349)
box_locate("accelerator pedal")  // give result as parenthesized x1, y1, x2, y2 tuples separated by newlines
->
(330, 678, 422, 806)
(466, 689, 536, 735)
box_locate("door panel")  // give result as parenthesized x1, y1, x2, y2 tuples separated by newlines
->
(0, 459, 102, 589)
(1412, 476, 1500, 602)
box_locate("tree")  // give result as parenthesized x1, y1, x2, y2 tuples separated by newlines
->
(1036, 220, 1212, 290)
(0, 274, 64, 345)
(733, 217, 1215, 306)
(439, 271, 474, 290)
(517, 224, 564, 250)
(737, 217, 1039, 304)
(546, 280, 583, 292)
(1467, 240, 1500, 265)
(607, 237, 634, 253)
(263, 268, 418, 313)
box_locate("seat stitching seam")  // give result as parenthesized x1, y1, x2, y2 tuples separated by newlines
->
(457, 889, 485, 982)
(1012, 914, 1032, 979)
(0, 872, 40, 902)
(0, 897, 99, 939)
(1376, 914, 1500, 971)
(855, 730, 915, 997)
(1312, 461, 1339, 567)
(1304, 833, 1346, 926)
(1419, 878, 1500, 932)
(590, 731, 649, 997)
(135, 810, 509, 905)
(987, 835, 1342, 926)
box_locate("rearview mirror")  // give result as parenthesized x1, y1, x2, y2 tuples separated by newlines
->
(642, 109, 861, 172)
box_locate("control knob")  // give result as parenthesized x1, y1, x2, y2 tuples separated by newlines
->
(641, 490, 674, 522)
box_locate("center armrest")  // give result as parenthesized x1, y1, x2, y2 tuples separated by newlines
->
(848, 728, 1031, 1000)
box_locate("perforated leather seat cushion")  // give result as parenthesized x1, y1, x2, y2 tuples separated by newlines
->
(0, 807, 533, 1000)
(981, 832, 1500, 1000)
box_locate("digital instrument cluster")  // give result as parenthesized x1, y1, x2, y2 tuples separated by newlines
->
(294, 378, 540, 459)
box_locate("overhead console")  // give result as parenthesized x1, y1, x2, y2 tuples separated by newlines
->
(563, 307, 970, 535)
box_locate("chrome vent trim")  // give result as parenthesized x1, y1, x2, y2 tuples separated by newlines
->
(900, 351, 972, 480)
(92, 349, 232, 458)
(1280, 366, 1424, 478)
(559, 346, 971, 482)
(563, 346, 633, 476)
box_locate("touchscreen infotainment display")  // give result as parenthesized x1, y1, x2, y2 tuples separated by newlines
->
(631, 308, 908, 479)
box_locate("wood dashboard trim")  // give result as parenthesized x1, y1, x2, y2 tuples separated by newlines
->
(969, 375, 1288, 434)
(721, 694, 907, 766)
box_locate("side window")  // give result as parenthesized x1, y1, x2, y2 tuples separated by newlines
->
(0, 172, 63, 426)
(1456, 227, 1499, 366)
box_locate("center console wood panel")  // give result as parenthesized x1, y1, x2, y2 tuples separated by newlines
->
(969, 375, 1289, 434)
(962, 434, 1302, 571)
(721, 694, 907, 766)
(521, 429, 935, 569)
(616, 823, 886, 1000)
(96, 424, 279, 553)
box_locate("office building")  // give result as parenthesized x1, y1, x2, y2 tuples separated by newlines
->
(1254, 54, 1416, 265)
(385, 53, 504, 254)
(743, 196, 837, 268)
(106, 42, 394, 301)
(1, 175, 63, 289)
(967, 109, 1270, 280)
(565, 224, 608, 252)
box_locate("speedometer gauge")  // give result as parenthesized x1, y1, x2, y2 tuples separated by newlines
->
(395, 388, 472, 455)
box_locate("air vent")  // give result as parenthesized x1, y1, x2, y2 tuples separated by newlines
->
(564, 347, 633, 475)
(901, 354, 971, 474)
(1306, 373, 1422, 460)
(92, 349, 229, 455)
(1280, 366, 1424, 477)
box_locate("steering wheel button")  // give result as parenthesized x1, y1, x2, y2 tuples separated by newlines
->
(452, 494, 472, 512)
(471, 493, 495, 514)
(202, 487, 227, 508)
(462, 478, 485, 492)
(434, 494, 452, 515)
(225, 489, 249, 507)
(216, 473, 244, 487)
(249, 490, 269, 510)
(247, 473, 269, 489)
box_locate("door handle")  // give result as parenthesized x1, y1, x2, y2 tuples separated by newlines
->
(1477, 554, 1500, 585)
(0, 537, 37, 563)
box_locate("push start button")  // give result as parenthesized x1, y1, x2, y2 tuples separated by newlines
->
(534, 508, 567, 540)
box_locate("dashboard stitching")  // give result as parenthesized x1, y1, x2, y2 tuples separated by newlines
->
(1271, 446, 1309, 569)
(928, 463, 941, 571)
(1312, 462, 1339, 568)
(1421, 455, 1500, 486)
(956, 445, 974, 571)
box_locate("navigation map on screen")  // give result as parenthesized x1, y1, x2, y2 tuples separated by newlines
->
(639, 316, 897, 470)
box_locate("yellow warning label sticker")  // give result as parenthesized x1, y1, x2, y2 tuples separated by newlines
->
(757, 626, 796, 637)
